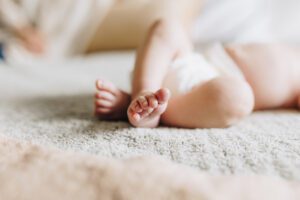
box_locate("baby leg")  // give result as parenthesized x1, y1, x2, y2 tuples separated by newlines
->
(161, 76, 255, 128)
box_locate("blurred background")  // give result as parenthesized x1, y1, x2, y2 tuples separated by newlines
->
(1, 0, 300, 63)
(1, 1, 300, 196)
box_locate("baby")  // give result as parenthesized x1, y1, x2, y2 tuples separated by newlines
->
(94, 19, 300, 128)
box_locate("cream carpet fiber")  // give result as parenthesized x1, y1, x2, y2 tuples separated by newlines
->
(0, 51, 299, 180)
(1, 137, 300, 200)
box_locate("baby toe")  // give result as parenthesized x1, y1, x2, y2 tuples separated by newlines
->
(95, 91, 115, 101)
(155, 88, 171, 105)
(132, 113, 141, 121)
(139, 110, 150, 119)
(130, 101, 143, 113)
(96, 79, 118, 95)
(95, 99, 113, 108)
(128, 108, 141, 121)
(137, 96, 149, 109)
(96, 107, 111, 114)
(146, 94, 158, 108)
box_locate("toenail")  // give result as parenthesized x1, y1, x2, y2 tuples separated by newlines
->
(147, 108, 154, 113)
(135, 105, 142, 111)
(152, 101, 158, 107)
(133, 113, 140, 121)
(138, 96, 144, 101)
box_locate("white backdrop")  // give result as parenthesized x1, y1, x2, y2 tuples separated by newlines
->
(193, 0, 300, 44)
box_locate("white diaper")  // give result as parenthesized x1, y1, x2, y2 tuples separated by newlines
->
(163, 43, 244, 96)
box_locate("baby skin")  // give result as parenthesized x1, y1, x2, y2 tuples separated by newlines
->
(95, 80, 170, 127)
(95, 19, 300, 128)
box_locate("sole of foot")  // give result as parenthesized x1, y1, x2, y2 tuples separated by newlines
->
(127, 88, 171, 128)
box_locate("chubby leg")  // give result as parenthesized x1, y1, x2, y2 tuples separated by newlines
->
(93, 19, 178, 125)
(161, 76, 255, 128)
(128, 18, 192, 127)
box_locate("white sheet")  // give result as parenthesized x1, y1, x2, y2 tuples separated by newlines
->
(1, 50, 135, 96)
(193, 0, 300, 44)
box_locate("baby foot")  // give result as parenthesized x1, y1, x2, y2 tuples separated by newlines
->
(127, 88, 171, 128)
(95, 79, 130, 120)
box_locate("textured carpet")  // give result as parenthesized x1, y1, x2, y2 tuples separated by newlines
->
(1, 137, 300, 200)
(0, 51, 300, 181)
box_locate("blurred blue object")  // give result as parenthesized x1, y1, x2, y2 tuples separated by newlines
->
(0, 43, 4, 60)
